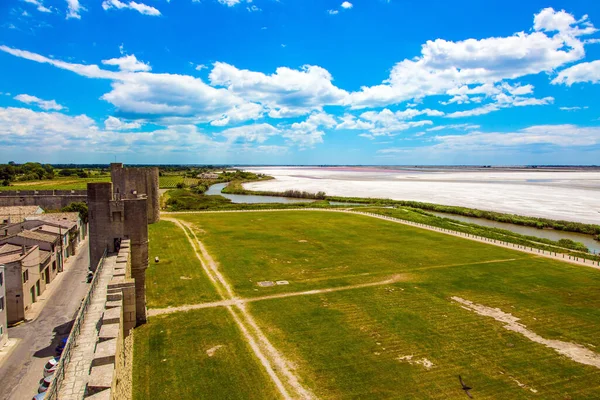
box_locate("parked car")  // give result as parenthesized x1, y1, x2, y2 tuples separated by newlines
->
(55, 338, 68, 356)
(38, 374, 54, 393)
(43, 357, 60, 377)
(32, 392, 46, 400)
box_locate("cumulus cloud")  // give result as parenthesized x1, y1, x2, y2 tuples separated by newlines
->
(220, 123, 279, 143)
(327, 10, 339, 15)
(341, 2, 353, 9)
(552, 60, 600, 85)
(66, 0, 84, 19)
(14, 94, 65, 111)
(0, 45, 260, 124)
(283, 112, 337, 147)
(104, 116, 142, 130)
(102, 54, 151, 72)
(348, 8, 597, 108)
(102, 0, 161, 16)
(209, 62, 348, 117)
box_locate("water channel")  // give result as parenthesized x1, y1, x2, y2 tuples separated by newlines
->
(428, 211, 600, 253)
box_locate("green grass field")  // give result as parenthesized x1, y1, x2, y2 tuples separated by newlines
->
(159, 175, 201, 188)
(134, 211, 600, 399)
(0, 176, 110, 191)
(146, 221, 220, 308)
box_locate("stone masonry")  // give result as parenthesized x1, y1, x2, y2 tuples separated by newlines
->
(87, 183, 148, 325)
(110, 163, 160, 224)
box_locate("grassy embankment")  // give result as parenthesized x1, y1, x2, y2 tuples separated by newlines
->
(134, 212, 600, 399)
(224, 182, 600, 237)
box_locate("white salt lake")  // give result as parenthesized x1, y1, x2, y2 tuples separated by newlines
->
(244, 167, 600, 225)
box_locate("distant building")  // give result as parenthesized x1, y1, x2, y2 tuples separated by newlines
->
(0, 206, 44, 226)
(0, 264, 7, 347)
(0, 244, 49, 324)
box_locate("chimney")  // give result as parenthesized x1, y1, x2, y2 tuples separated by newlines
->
(22, 244, 26, 256)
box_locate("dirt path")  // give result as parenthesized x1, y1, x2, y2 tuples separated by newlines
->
(452, 297, 600, 368)
(148, 274, 407, 317)
(162, 209, 600, 270)
(162, 217, 315, 400)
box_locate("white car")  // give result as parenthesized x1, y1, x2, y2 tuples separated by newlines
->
(43, 357, 59, 377)
(38, 374, 54, 393)
(32, 393, 46, 400)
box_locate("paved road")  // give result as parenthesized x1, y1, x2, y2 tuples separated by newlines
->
(0, 241, 91, 400)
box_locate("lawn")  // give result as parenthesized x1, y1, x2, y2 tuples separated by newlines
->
(0, 176, 110, 190)
(135, 210, 600, 399)
(133, 308, 280, 400)
(146, 220, 220, 308)
(177, 211, 528, 297)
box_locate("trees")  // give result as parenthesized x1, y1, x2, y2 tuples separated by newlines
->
(61, 202, 89, 223)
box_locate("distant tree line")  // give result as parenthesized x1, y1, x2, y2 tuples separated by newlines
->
(0, 162, 55, 185)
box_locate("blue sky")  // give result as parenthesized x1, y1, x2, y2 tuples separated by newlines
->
(1, 0, 599, 165)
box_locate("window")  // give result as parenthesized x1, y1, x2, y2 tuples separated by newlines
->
(0, 296, 4, 311)
(0, 271, 3, 286)
(52, 261, 57, 271)
(23, 270, 29, 283)
(0, 325, 3, 336)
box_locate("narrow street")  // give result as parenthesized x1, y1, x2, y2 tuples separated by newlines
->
(0, 240, 91, 400)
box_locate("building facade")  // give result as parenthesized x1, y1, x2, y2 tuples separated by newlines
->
(0, 244, 45, 324)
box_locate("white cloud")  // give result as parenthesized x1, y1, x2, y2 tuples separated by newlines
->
(220, 123, 279, 143)
(327, 10, 339, 15)
(0, 107, 226, 155)
(336, 114, 374, 130)
(195, 64, 208, 71)
(209, 62, 348, 117)
(22, 0, 51, 13)
(426, 124, 480, 132)
(356, 108, 438, 136)
(247, 5, 260, 12)
(283, 112, 336, 147)
(14, 94, 64, 111)
(218, 0, 241, 6)
(341, 1, 353, 9)
(102, 0, 161, 16)
(445, 95, 554, 118)
(66, 0, 84, 19)
(552, 60, 600, 85)
(349, 8, 596, 108)
(102, 54, 151, 72)
(433, 125, 600, 150)
(0, 45, 260, 123)
(559, 106, 588, 111)
(379, 124, 600, 155)
(104, 116, 142, 130)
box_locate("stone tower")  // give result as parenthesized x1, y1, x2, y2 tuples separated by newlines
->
(88, 182, 149, 325)
(110, 163, 160, 224)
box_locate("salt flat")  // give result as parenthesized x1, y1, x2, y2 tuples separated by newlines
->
(244, 167, 600, 224)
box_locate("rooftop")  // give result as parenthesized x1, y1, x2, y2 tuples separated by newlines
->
(27, 213, 80, 229)
(14, 230, 59, 244)
(0, 206, 44, 223)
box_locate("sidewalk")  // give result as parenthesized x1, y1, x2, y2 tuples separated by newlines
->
(24, 239, 89, 323)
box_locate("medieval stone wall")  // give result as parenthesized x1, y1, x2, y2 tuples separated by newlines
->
(110, 164, 159, 224)
(0, 190, 87, 209)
